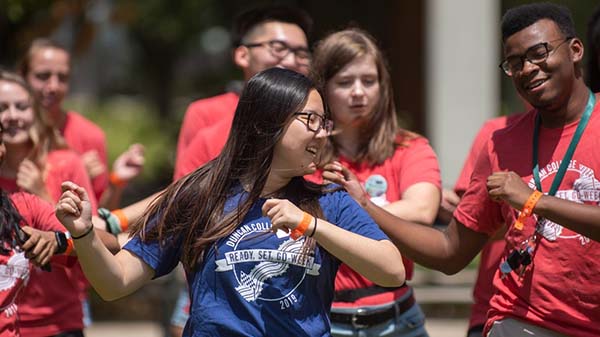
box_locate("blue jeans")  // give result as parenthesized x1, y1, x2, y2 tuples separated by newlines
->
(82, 298, 92, 327)
(330, 300, 429, 337)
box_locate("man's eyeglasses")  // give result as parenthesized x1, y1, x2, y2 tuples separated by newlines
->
(243, 40, 311, 66)
(499, 37, 573, 76)
(293, 112, 334, 134)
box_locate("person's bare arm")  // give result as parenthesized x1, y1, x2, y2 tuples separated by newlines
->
(263, 198, 405, 286)
(57, 182, 155, 300)
(383, 182, 440, 225)
(323, 162, 488, 274)
(488, 171, 600, 241)
(361, 199, 488, 274)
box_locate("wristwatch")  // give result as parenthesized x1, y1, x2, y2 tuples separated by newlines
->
(55, 231, 68, 254)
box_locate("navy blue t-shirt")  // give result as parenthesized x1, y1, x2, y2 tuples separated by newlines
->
(124, 188, 390, 336)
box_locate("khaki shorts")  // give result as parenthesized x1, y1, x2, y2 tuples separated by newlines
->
(487, 318, 569, 337)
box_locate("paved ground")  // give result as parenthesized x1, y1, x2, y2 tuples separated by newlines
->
(86, 318, 469, 337)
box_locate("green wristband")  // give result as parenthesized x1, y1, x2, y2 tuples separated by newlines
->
(98, 208, 122, 235)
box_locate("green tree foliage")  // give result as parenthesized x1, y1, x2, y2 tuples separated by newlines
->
(113, 0, 224, 120)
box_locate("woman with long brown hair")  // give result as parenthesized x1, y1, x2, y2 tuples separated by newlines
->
(0, 120, 72, 336)
(310, 28, 441, 336)
(0, 70, 97, 336)
(57, 67, 405, 337)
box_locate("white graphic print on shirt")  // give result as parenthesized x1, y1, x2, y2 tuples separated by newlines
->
(527, 160, 599, 244)
(0, 252, 29, 316)
(215, 221, 321, 306)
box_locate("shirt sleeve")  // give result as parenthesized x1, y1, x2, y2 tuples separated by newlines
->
(122, 216, 183, 278)
(174, 134, 211, 181)
(455, 120, 500, 194)
(453, 140, 504, 236)
(321, 190, 389, 241)
(396, 137, 442, 194)
(176, 102, 204, 163)
(12, 193, 66, 232)
(54, 152, 99, 214)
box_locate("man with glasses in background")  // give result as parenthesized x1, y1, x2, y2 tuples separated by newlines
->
(332, 3, 599, 337)
(174, 5, 312, 180)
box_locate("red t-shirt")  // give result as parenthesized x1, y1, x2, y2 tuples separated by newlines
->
(175, 92, 239, 165)
(455, 104, 600, 337)
(455, 116, 515, 194)
(0, 150, 98, 213)
(309, 134, 441, 307)
(454, 115, 523, 329)
(0, 193, 72, 337)
(61, 111, 108, 202)
(0, 150, 96, 336)
(174, 118, 232, 180)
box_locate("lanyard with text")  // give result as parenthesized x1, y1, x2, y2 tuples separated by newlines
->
(532, 89, 595, 196)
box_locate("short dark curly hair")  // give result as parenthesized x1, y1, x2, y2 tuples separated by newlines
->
(501, 3, 576, 42)
(231, 5, 312, 47)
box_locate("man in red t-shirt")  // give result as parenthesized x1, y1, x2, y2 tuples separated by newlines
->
(174, 118, 230, 180)
(20, 39, 144, 209)
(176, 92, 239, 165)
(174, 5, 313, 179)
(334, 4, 600, 337)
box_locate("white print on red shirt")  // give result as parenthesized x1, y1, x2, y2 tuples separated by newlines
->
(527, 160, 599, 244)
(0, 252, 29, 317)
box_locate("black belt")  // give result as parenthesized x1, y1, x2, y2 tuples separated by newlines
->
(329, 294, 416, 328)
(333, 284, 405, 302)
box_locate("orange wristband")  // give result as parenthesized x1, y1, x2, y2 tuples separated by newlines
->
(110, 172, 127, 188)
(64, 238, 74, 256)
(514, 190, 543, 230)
(112, 209, 129, 232)
(291, 212, 312, 240)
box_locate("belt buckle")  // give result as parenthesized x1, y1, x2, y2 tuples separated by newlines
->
(351, 308, 369, 329)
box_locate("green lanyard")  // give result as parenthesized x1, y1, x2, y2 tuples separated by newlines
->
(532, 89, 595, 196)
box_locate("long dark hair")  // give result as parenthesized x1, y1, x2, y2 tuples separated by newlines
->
(133, 68, 325, 270)
(0, 190, 26, 255)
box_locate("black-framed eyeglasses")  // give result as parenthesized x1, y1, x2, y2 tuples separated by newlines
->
(243, 40, 311, 66)
(293, 112, 333, 134)
(499, 37, 573, 76)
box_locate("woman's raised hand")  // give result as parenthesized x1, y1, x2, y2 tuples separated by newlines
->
(111, 143, 145, 183)
(56, 181, 93, 236)
(81, 150, 106, 179)
(262, 198, 305, 234)
(17, 159, 50, 200)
